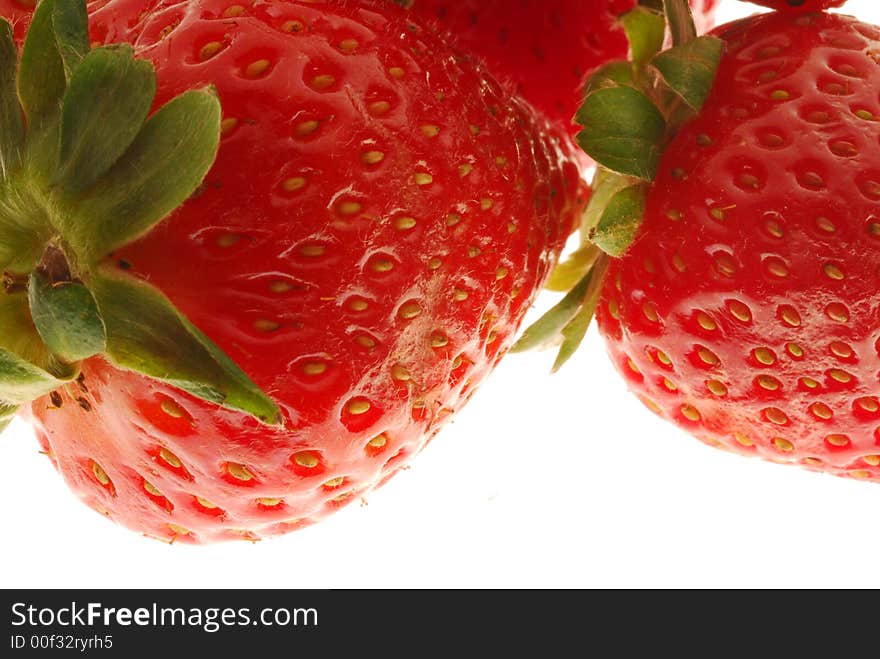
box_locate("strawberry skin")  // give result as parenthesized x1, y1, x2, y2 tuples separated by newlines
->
(399, 0, 717, 132)
(596, 11, 880, 482)
(13, 0, 586, 542)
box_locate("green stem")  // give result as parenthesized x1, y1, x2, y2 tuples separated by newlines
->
(663, 0, 697, 46)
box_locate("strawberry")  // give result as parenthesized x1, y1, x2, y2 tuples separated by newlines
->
(1, 0, 586, 542)
(740, 1, 847, 11)
(516, 2, 880, 486)
(397, 0, 717, 133)
(591, 9, 880, 482)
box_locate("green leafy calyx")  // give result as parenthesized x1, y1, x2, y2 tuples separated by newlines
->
(517, 0, 722, 369)
(0, 0, 281, 429)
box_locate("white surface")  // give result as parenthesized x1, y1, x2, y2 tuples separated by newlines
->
(3, 0, 879, 589)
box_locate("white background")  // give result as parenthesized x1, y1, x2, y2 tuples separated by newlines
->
(3, 0, 879, 589)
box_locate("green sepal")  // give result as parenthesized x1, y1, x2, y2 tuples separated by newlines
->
(590, 184, 648, 257)
(52, 0, 90, 77)
(581, 168, 635, 239)
(0, 292, 69, 369)
(64, 88, 221, 263)
(546, 244, 600, 293)
(0, 2, 279, 426)
(0, 347, 75, 405)
(652, 36, 723, 111)
(620, 6, 666, 70)
(18, 0, 65, 126)
(28, 272, 106, 363)
(584, 61, 635, 95)
(0, 20, 24, 179)
(56, 45, 157, 193)
(0, 402, 16, 433)
(90, 270, 282, 426)
(512, 0, 716, 372)
(551, 257, 610, 373)
(17, 0, 92, 182)
(0, 189, 53, 274)
(512, 271, 594, 354)
(552, 307, 592, 373)
(18, 0, 87, 128)
(576, 86, 666, 181)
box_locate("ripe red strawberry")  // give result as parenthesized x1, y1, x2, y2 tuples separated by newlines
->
(398, 0, 717, 132)
(595, 10, 880, 482)
(740, 1, 847, 11)
(2, 0, 586, 542)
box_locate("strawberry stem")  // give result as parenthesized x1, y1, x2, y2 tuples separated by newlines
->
(34, 244, 72, 285)
(663, 0, 698, 45)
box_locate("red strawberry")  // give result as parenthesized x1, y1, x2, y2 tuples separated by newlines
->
(2, 0, 586, 542)
(595, 10, 880, 482)
(398, 0, 717, 132)
(740, 1, 847, 11)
